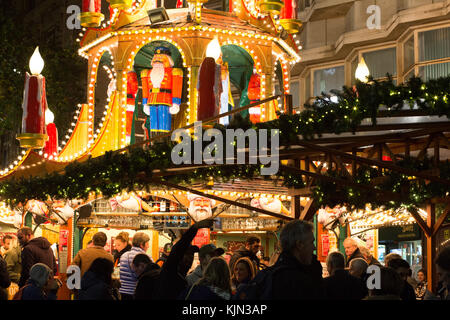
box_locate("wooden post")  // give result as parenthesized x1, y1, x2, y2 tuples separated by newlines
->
(426, 203, 437, 292)
(284, 94, 293, 114)
(292, 159, 301, 219)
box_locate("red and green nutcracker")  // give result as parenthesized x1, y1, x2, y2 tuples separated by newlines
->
(140, 47, 183, 137)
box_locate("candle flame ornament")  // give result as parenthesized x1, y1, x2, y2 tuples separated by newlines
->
(355, 57, 370, 83)
(17, 47, 48, 149)
(29, 47, 44, 75)
(206, 37, 222, 62)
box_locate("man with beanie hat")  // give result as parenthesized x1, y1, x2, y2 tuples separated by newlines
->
(21, 263, 60, 300)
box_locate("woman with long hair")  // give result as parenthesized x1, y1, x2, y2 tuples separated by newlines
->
(231, 257, 256, 295)
(182, 257, 232, 300)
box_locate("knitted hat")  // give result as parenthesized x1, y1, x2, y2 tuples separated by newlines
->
(30, 263, 52, 287)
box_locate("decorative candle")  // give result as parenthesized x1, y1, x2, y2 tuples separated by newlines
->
(44, 107, 58, 156)
(22, 47, 46, 135)
(82, 0, 101, 13)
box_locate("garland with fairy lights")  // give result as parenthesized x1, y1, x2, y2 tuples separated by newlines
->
(2, 76, 450, 211)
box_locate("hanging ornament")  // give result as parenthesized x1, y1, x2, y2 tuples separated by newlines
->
(80, 0, 105, 28)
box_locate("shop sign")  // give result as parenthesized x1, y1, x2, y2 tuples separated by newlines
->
(379, 224, 421, 242)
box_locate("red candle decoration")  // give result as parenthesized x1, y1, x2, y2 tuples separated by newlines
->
(22, 73, 46, 135)
(82, 0, 101, 13)
(81, 0, 104, 28)
(280, 0, 296, 19)
(43, 107, 58, 156)
(17, 47, 48, 149)
(279, 0, 302, 34)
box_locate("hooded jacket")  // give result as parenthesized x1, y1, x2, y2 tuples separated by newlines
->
(229, 246, 260, 274)
(19, 237, 57, 287)
(231, 256, 257, 294)
(77, 270, 116, 300)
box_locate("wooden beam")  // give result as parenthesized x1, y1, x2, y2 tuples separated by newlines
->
(408, 208, 431, 238)
(300, 199, 317, 221)
(151, 179, 294, 221)
(432, 202, 450, 236)
(426, 203, 437, 292)
(280, 165, 404, 202)
(293, 140, 450, 186)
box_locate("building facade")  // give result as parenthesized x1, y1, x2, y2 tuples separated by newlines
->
(291, 0, 450, 110)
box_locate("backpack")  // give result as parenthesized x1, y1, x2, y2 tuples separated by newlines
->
(233, 265, 289, 300)
(12, 284, 30, 300)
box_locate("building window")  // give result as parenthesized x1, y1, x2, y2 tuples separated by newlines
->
(313, 66, 345, 97)
(401, 26, 450, 82)
(290, 80, 300, 109)
(363, 47, 397, 80)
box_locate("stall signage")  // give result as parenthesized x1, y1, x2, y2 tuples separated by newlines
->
(321, 234, 330, 257)
(192, 228, 210, 248)
(379, 224, 421, 241)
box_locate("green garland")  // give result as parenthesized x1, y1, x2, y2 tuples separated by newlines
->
(2, 76, 450, 211)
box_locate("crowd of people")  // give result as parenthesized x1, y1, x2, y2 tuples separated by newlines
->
(0, 219, 449, 301)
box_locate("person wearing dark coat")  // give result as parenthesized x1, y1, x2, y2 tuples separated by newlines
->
(359, 246, 382, 266)
(0, 255, 11, 300)
(153, 219, 214, 300)
(21, 263, 59, 300)
(323, 251, 367, 300)
(343, 238, 365, 268)
(17, 227, 57, 287)
(133, 254, 161, 300)
(271, 220, 324, 300)
(387, 258, 417, 301)
(229, 236, 261, 274)
(77, 258, 118, 300)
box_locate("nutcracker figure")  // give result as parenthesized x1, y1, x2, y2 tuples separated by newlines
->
(140, 47, 183, 138)
(247, 73, 261, 123)
(126, 71, 138, 144)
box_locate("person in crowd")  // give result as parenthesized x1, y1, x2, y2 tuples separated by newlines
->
(387, 258, 416, 300)
(364, 266, 403, 300)
(323, 251, 367, 300)
(156, 243, 172, 267)
(434, 246, 450, 300)
(181, 257, 232, 300)
(2, 235, 21, 285)
(0, 254, 11, 300)
(348, 258, 369, 280)
(415, 268, 427, 300)
(87, 240, 94, 248)
(133, 254, 161, 300)
(113, 232, 131, 267)
(17, 227, 57, 287)
(186, 243, 225, 287)
(72, 232, 114, 277)
(77, 258, 118, 300)
(231, 256, 256, 295)
(119, 232, 151, 300)
(21, 263, 60, 300)
(343, 238, 365, 267)
(383, 252, 402, 267)
(153, 219, 213, 300)
(271, 220, 324, 299)
(358, 246, 381, 266)
(229, 236, 261, 274)
(407, 268, 418, 289)
(1, 235, 12, 257)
